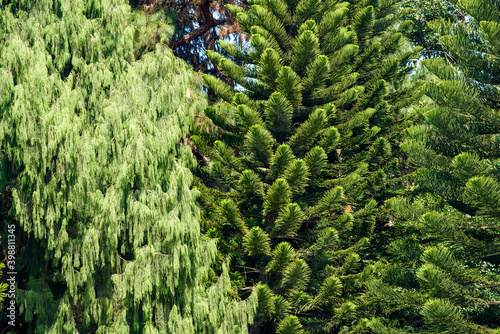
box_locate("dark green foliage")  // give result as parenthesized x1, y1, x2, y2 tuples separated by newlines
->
(192, 0, 422, 332)
(363, 1, 500, 331)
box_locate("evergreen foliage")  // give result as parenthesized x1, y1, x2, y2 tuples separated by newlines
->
(0, 240, 7, 303)
(0, 1, 256, 332)
(192, 0, 421, 332)
(5, 0, 498, 332)
(364, 0, 500, 331)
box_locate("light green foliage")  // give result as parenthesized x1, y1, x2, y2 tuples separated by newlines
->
(365, 1, 500, 331)
(0, 1, 256, 332)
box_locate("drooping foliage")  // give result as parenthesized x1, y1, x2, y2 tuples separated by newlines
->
(364, 0, 500, 332)
(191, 0, 422, 332)
(0, 0, 256, 332)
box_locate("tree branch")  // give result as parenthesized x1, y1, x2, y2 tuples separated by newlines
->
(481, 252, 500, 258)
(170, 0, 227, 50)
(232, 265, 260, 273)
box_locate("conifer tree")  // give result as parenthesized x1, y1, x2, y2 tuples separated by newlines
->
(363, 0, 500, 332)
(191, 0, 421, 332)
(0, 1, 256, 332)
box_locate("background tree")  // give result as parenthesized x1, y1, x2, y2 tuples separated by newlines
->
(402, 0, 465, 60)
(192, 0, 421, 332)
(0, 0, 256, 332)
(130, 0, 248, 74)
(364, 0, 500, 332)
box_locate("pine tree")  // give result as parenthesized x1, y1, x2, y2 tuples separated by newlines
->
(0, 1, 256, 332)
(192, 0, 421, 332)
(363, 0, 500, 332)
